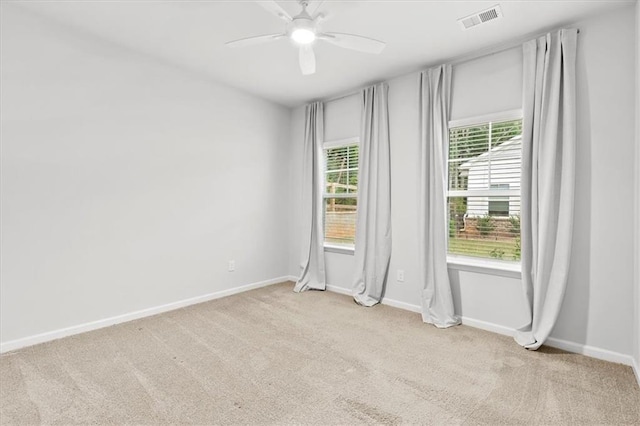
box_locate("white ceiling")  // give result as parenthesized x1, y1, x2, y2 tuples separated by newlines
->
(11, 0, 633, 107)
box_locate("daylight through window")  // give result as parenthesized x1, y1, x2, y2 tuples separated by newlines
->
(324, 142, 359, 247)
(447, 116, 522, 261)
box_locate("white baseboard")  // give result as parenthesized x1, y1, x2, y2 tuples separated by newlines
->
(325, 284, 634, 368)
(462, 316, 635, 367)
(633, 357, 640, 388)
(0, 276, 293, 354)
(459, 316, 516, 338)
(460, 316, 634, 367)
(544, 337, 635, 366)
(326, 284, 421, 313)
(381, 297, 421, 313)
(326, 284, 351, 296)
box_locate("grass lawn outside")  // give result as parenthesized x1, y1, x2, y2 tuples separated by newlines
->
(448, 237, 520, 261)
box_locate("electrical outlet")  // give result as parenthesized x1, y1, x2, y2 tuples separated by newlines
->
(396, 269, 405, 282)
(228, 260, 235, 272)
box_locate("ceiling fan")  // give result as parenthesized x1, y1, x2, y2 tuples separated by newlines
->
(225, 0, 386, 75)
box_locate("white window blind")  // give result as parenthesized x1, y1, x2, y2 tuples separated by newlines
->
(324, 141, 358, 247)
(447, 116, 522, 261)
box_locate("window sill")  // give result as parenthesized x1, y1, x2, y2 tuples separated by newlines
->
(447, 255, 521, 279)
(324, 244, 355, 255)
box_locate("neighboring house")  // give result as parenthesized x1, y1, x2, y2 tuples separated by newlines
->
(459, 135, 521, 217)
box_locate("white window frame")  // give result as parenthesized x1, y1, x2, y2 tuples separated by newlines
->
(323, 137, 359, 255)
(446, 109, 523, 277)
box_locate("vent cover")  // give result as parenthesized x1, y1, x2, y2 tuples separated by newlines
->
(458, 5, 503, 30)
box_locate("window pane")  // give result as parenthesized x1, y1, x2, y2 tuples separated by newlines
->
(448, 119, 522, 191)
(325, 197, 357, 246)
(325, 171, 349, 194)
(324, 143, 358, 246)
(448, 125, 489, 191)
(492, 120, 522, 144)
(326, 145, 359, 172)
(347, 144, 359, 170)
(448, 196, 521, 261)
(447, 117, 522, 262)
(325, 147, 346, 172)
(325, 144, 358, 195)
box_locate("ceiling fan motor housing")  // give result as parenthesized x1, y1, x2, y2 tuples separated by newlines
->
(288, 14, 317, 44)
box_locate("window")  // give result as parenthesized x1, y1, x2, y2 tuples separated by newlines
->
(489, 184, 510, 217)
(324, 140, 359, 248)
(447, 112, 522, 262)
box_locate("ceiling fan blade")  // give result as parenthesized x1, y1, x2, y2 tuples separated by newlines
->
(257, 1, 292, 22)
(319, 32, 386, 54)
(299, 45, 316, 75)
(225, 33, 285, 48)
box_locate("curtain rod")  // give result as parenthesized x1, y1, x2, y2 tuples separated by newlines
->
(449, 28, 580, 68)
(321, 88, 362, 104)
(321, 27, 579, 105)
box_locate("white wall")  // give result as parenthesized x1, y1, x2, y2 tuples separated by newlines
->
(289, 5, 637, 358)
(289, 48, 529, 329)
(0, 5, 291, 346)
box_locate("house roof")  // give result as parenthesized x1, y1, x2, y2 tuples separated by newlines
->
(460, 135, 522, 170)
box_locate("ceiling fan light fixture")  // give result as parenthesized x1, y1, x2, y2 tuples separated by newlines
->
(291, 28, 316, 44)
(224, 1, 387, 76)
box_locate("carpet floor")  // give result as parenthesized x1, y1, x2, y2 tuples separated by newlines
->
(1, 281, 639, 425)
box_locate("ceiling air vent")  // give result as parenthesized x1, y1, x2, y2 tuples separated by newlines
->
(458, 5, 503, 30)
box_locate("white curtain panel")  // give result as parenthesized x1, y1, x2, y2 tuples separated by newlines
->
(352, 83, 392, 306)
(515, 29, 578, 349)
(418, 65, 460, 328)
(294, 102, 326, 293)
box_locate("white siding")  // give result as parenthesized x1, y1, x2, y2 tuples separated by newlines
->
(461, 138, 521, 217)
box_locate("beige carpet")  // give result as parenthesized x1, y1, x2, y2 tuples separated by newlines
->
(1, 282, 639, 425)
